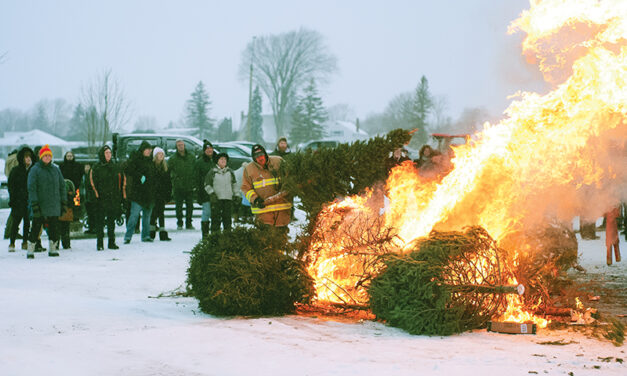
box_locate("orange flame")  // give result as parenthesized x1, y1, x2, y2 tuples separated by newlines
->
(306, 0, 627, 325)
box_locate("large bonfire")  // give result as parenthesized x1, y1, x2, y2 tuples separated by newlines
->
(305, 0, 627, 329)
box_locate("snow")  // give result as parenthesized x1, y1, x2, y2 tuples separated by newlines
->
(0, 208, 624, 375)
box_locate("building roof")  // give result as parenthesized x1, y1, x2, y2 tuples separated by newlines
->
(0, 129, 71, 146)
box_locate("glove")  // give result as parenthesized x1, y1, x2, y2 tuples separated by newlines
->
(32, 203, 42, 218)
(254, 197, 265, 209)
(209, 193, 218, 205)
(140, 175, 146, 184)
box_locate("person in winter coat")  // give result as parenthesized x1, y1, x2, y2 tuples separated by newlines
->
(59, 151, 84, 192)
(81, 163, 98, 234)
(270, 137, 291, 157)
(241, 144, 292, 228)
(150, 147, 172, 241)
(90, 145, 121, 250)
(123, 141, 156, 243)
(7, 146, 34, 252)
(168, 139, 196, 230)
(27, 144, 67, 259)
(604, 205, 621, 265)
(194, 140, 217, 238)
(204, 153, 239, 233)
(385, 147, 411, 174)
(3, 148, 19, 241)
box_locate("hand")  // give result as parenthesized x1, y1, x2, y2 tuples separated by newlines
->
(32, 203, 42, 218)
(254, 197, 265, 209)
(140, 175, 146, 184)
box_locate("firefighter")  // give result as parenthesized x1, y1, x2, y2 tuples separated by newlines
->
(241, 144, 292, 229)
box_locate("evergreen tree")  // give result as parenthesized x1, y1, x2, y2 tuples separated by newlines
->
(407, 75, 433, 147)
(185, 81, 214, 139)
(289, 79, 328, 145)
(249, 86, 264, 143)
(216, 117, 233, 141)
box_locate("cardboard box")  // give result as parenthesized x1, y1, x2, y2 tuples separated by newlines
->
(487, 321, 537, 334)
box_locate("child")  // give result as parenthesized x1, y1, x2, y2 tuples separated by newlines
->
(204, 153, 238, 233)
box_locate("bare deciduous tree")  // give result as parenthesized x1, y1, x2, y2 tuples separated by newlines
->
(239, 28, 337, 139)
(79, 69, 132, 147)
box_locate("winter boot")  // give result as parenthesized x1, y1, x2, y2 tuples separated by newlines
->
(8, 243, 15, 252)
(108, 238, 119, 250)
(48, 240, 59, 257)
(97, 238, 104, 251)
(21, 241, 28, 250)
(149, 225, 156, 240)
(34, 240, 46, 252)
(27, 241, 35, 259)
(201, 221, 209, 240)
(159, 230, 171, 241)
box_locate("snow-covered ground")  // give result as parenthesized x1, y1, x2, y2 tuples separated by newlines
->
(0, 208, 624, 376)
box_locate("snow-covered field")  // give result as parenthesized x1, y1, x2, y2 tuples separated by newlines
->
(0, 208, 624, 376)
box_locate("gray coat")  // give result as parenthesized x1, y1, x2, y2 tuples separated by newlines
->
(28, 160, 66, 217)
(204, 166, 238, 200)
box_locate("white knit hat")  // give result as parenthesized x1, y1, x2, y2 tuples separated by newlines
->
(153, 146, 165, 158)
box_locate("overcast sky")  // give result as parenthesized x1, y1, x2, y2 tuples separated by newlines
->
(1, 0, 547, 131)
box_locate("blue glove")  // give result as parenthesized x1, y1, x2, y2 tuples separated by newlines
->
(140, 175, 146, 184)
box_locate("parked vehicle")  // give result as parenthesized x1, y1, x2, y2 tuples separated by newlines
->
(0, 174, 8, 208)
(112, 133, 249, 170)
(297, 139, 340, 152)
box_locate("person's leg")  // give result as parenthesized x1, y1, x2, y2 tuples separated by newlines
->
(60, 221, 71, 249)
(124, 201, 142, 242)
(4, 213, 13, 239)
(174, 190, 183, 228)
(8, 208, 21, 249)
(200, 202, 210, 239)
(149, 202, 159, 239)
(614, 241, 621, 262)
(21, 208, 30, 250)
(105, 206, 118, 249)
(222, 200, 232, 231)
(27, 217, 44, 258)
(141, 205, 153, 241)
(94, 201, 105, 249)
(47, 217, 60, 256)
(185, 191, 194, 229)
(210, 202, 221, 233)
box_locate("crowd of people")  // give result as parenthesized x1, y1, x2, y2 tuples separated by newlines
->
(4, 137, 293, 259)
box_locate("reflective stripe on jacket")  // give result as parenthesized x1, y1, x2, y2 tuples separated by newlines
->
(241, 156, 291, 226)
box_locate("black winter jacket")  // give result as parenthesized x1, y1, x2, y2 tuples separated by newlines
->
(90, 146, 121, 205)
(194, 153, 217, 203)
(8, 146, 34, 209)
(124, 142, 156, 207)
(59, 154, 84, 189)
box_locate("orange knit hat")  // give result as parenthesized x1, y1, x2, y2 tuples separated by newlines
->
(39, 144, 53, 159)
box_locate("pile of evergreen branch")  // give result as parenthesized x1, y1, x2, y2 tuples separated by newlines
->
(368, 227, 506, 336)
(186, 227, 314, 316)
(281, 128, 412, 222)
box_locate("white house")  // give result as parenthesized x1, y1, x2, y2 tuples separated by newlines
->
(324, 120, 369, 143)
(0, 130, 72, 160)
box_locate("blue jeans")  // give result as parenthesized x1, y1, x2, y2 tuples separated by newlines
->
(125, 201, 153, 241)
(201, 202, 211, 222)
